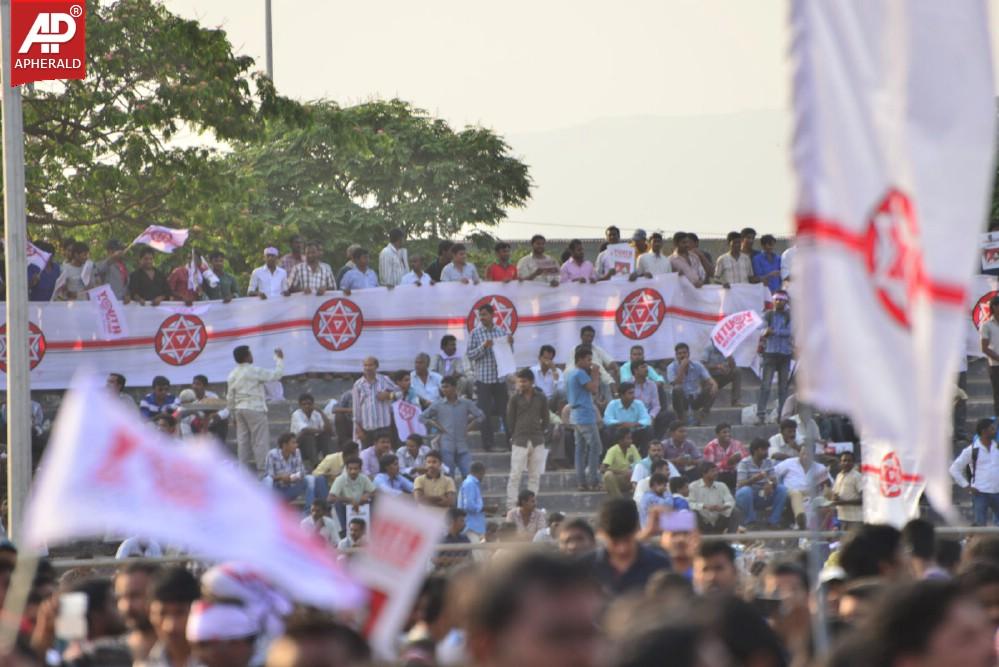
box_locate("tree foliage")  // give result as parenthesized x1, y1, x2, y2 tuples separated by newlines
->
(20, 0, 300, 243)
(212, 100, 532, 268)
(16, 0, 532, 283)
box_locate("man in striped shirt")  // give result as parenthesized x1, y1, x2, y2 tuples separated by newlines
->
(288, 240, 336, 294)
(467, 304, 513, 451)
(351, 356, 400, 446)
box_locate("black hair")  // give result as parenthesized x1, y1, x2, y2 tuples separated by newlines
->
(280, 613, 371, 662)
(901, 518, 936, 561)
(440, 334, 457, 348)
(574, 346, 593, 363)
(618, 381, 635, 395)
(697, 541, 736, 564)
(674, 342, 689, 353)
(530, 234, 545, 243)
(478, 303, 494, 315)
(865, 580, 969, 664)
(669, 477, 688, 494)
(714, 422, 731, 434)
(440, 375, 457, 387)
(726, 231, 742, 244)
(438, 240, 454, 255)
(516, 368, 535, 382)
(562, 517, 595, 540)
(468, 554, 599, 638)
(597, 498, 640, 538)
(451, 243, 467, 254)
(425, 450, 443, 463)
(740, 227, 757, 238)
(770, 561, 809, 591)
(109, 373, 126, 390)
(192, 374, 208, 385)
(341, 441, 360, 457)
(650, 473, 669, 487)
(672, 231, 688, 245)
(976, 417, 995, 436)
(470, 461, 486, 475)
(298, 392, 315, 403)
(760, 234, 777, 245)
(539, 344, 556, 358)
(233, 345, 251, 364)
(379, 454, 398, 472)
(494, 241, 510, 252)
(389, 228, 405, 243)
(277, 432, 296, 447)
(749, 438, 769, 455)
(344, 456, 362, 468)
(152, 567, 200, 604)
(580, 325, 595, 336)
(208, 250, 224, 261)
(517, 489, 536, 506)
(447, 507, 467, 522)
(840, 524, 902, 580)
(349, 518, 367, 529)
(152, 375, 169, 388)
(780, 418, 797, 430)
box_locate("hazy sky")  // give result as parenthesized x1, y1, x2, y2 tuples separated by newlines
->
(163, 0, 999, 239)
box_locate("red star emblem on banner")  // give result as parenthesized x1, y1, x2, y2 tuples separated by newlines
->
(154, 314, 208, 366)
(466, 295, 519, 334)
(616, 288, 666, 340)
(0, 322, 47, 372)
(973, 290, 998, 330)
(313, 298, 364, 351)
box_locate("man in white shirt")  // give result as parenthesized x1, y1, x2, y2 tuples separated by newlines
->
(769, 419, 804, 461)
(290, 392, 333, 468)
(247, 247, 289, 299)
(191, 374, 229, 443)
(400, 254, 433, 286)
(411, 353, 443, 407)
(714, 231, 753, 288)
(227, 345, 284, 474)
(378, 228, 409, 287)
(775, 446, 831, 528)
(981, 295, 999, 417)
(950, 418, 999, 526)
(440, 244, 480, 284)
(530, 344, 564, 404)
(300, 500, 341, 547)
(637, 232, 673, 276)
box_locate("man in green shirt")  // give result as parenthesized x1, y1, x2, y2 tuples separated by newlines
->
(327, 457, 375, 535)
(203, 250, 239, 303)
(601, 427, 641, 498)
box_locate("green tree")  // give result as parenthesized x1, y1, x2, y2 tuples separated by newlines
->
(216, 99, 532, 270)
(20, 0, 302, 247)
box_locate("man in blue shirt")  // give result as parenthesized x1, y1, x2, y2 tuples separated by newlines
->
(618, 345, 665, 384)
(27, 240, 60, 301)
(602, 382, 653, 452)
(751, 234, 782, 293)
(458, 461, 496, 540)
(666, 343, 718, 426)
(567, 345, 602, 491)
(373, 453, 414, 495)
(340, 247, 380, 292)
(139, 376, 179, 420)
(757, 291, 793, 423)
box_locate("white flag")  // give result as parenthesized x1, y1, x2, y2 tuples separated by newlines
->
(861, 439, 925, 527)
(790, 0, 996, 519)
(26, 241, 51, 270)
(350, 494, 445, 660)
(89, 284, 129, 340)
(132, 225, 190, 253)
(709, 310, 764, 358)
(24, 375, 365, 611)
(392, 400, 426, 442)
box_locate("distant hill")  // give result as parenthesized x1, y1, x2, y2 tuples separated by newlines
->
(497, 110, 793, 240)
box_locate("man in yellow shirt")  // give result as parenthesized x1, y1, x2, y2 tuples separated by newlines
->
(313, 441, 359, 487)
(601, 428, 641, 498)
(414, 450, 457, 507)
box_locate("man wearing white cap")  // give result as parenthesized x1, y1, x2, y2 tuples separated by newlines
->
(187, 601, 258, 667)
(248, 248, 289, 300)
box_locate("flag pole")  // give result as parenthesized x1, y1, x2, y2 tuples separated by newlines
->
(1, 0, 33, 546)
(801, 402, 830, 654)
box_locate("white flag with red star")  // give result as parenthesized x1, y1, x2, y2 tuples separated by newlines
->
(132, 225, 189, 253)
(790, 0, 996, 520)
(24, 375, 366, 610)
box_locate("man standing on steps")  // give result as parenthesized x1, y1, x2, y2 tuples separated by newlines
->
(506, 368, 550, 511)
(467, 303, 514, 451)
(950, 418, 999, 526)
(568, 346, 603, 491)
(227, 345, 284, 474)
(981, 295, 999, 417)
(420, 376, 485, 479)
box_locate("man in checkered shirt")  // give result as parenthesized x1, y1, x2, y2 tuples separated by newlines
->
(467, 303, 514, 451)
(288, 240, 336, 294)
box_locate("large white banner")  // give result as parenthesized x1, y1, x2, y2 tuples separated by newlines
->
(0, 275, 770, 389)
(790, 0, 996, 520)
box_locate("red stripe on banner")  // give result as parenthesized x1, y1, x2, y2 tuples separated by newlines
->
(796, 215, 868, 253)
(860, 464, 924, 483)
(38, 305, 735, 349)
(795, 213, 965, 308)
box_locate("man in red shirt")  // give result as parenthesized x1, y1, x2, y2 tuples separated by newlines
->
(485, 241, 517, 282)
(167, 256, 202, 305)
(702, 422, 749, 490)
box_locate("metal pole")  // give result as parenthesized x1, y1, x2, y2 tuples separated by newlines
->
(1, 0, 32, 546)
(801, 402, 830, 654)
(264, 0, 273, 81)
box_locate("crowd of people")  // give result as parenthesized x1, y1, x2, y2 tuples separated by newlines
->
(17, 225, 792, 303)
(9, 224, 999, 667)
(6, 507, 999, 666)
